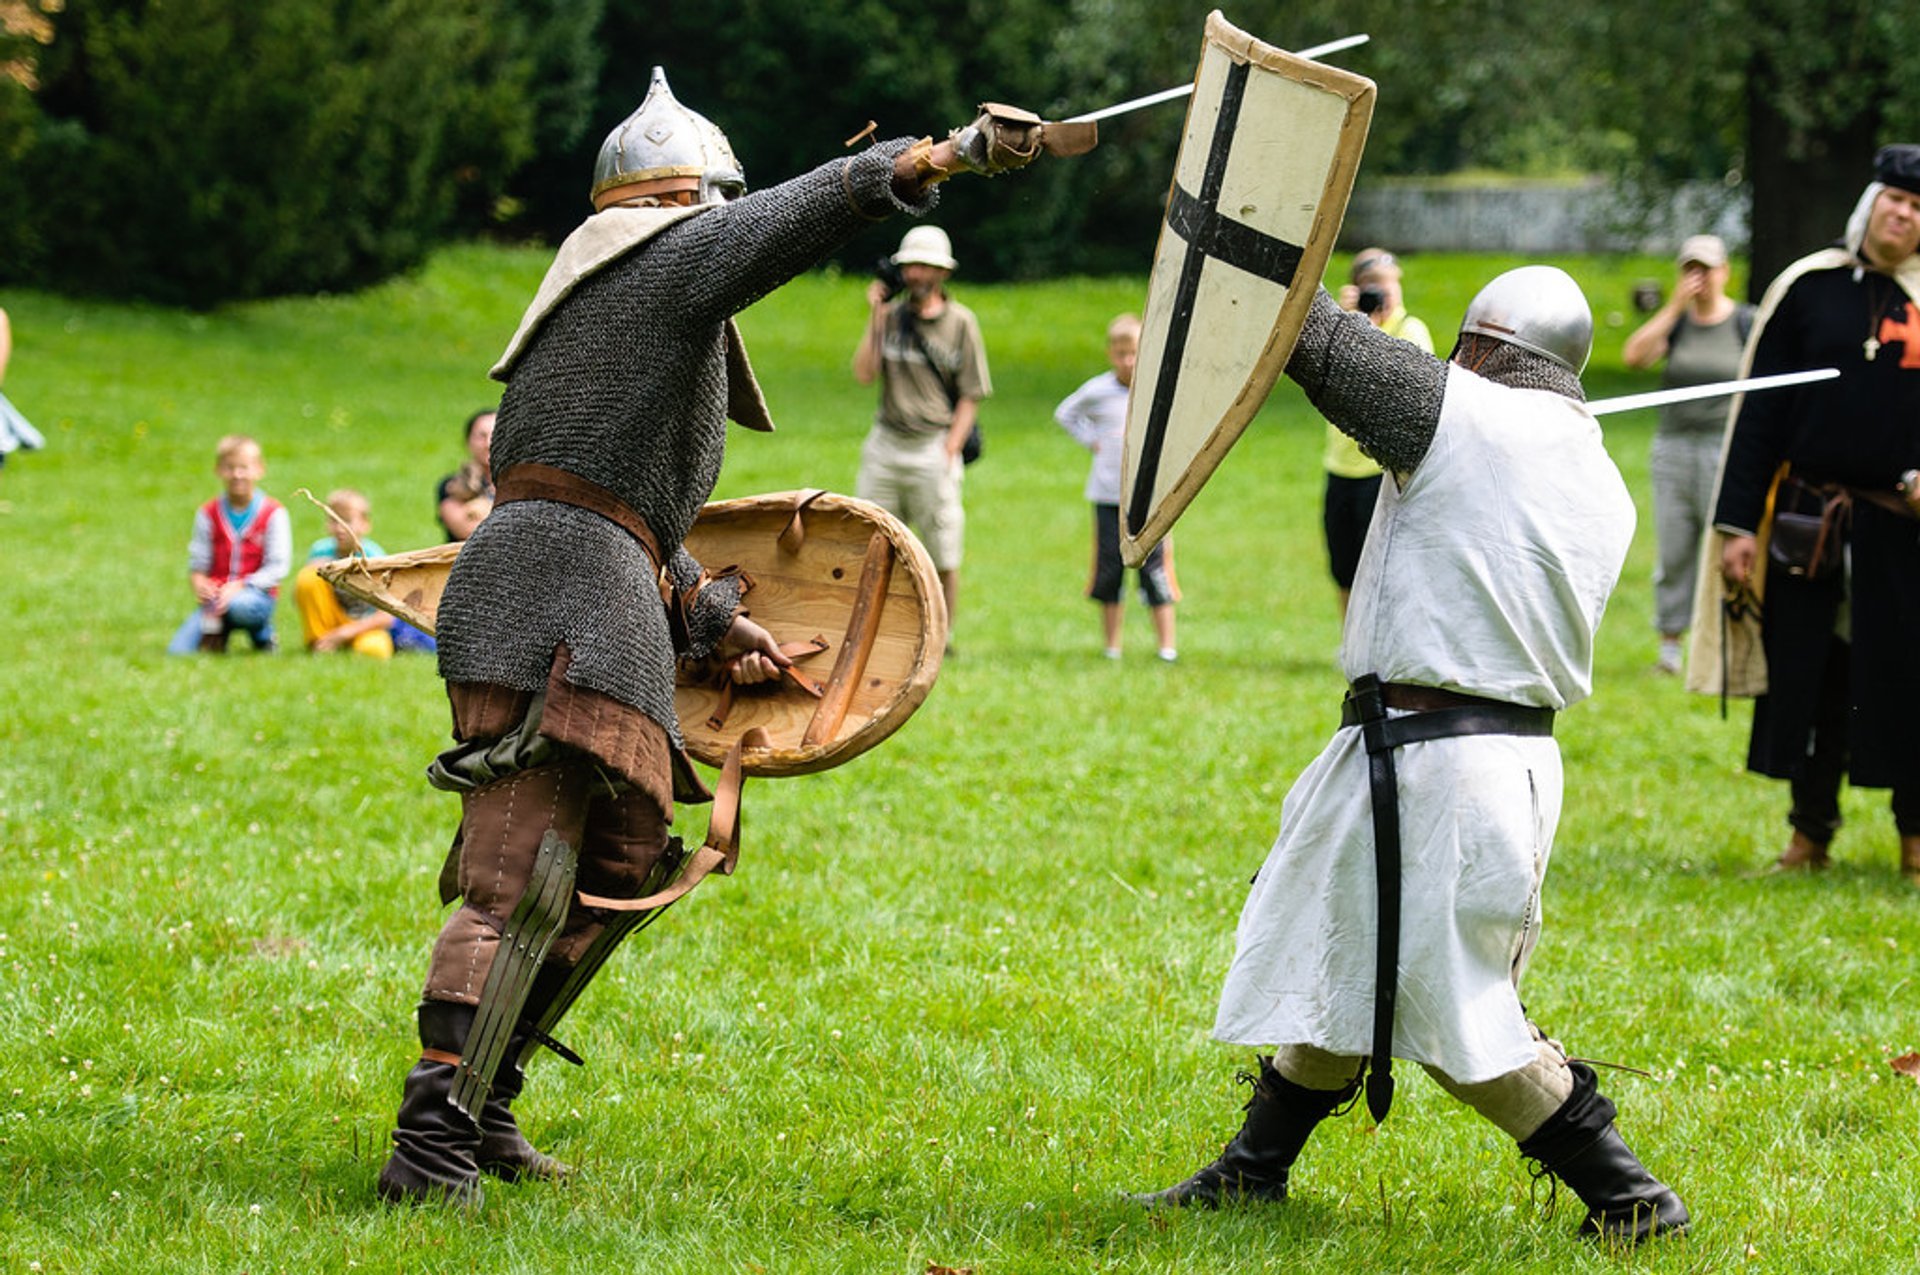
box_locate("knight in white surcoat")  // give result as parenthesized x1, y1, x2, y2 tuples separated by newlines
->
(1135, 267, 1690, 1244)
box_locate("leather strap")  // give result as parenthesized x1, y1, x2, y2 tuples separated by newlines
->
(705, 636, 831, 730)
(777, 489, 831, 555)
(494, 462, 666, 572)
(1340, 675, 1558, 1124)
(1346, 674, 1402, 1124)
(420, 1047, 462, 1067)
(576, 727, 768, 914)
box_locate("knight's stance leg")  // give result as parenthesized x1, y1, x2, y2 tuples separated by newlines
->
(379, 762, 592, 1203)
(479, 783, 674, 1181)
(1132, 1046, 1361, 1207)
(375, 1001, 484, 1205)
(1438, 1030, 1689, 1244)
(1515, 1060, 1688, 1243)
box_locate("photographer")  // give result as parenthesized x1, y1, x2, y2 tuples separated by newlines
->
(1322, 248, 1433, 618)
(853, 225, 990, 633)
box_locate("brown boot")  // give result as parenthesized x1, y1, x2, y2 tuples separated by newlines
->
(1771, 830, 1831, 872)
(376, 1002, 484, 1206)
(1900, 836, 1920, 886)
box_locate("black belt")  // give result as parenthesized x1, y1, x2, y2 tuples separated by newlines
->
(1342, 673, 1556, 1123)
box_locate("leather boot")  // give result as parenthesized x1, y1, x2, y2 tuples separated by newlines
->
(1772, 829, 1831, 872)
(376, 1001, 484, 1206)
(1899, 835, 1920, 886)
(1517, 1062, 1688, 1243)
(1131, 1057, 1355, 1207)
(476, 1025, 573, 1183)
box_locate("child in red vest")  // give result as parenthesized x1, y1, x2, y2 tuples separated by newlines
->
(168, 434, 290, 654)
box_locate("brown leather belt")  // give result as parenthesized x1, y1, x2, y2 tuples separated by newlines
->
(1341, 681, 1554, 723)
(493, 461, 666, 570)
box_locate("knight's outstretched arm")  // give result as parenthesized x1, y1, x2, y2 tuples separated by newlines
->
(1284, 289, 1446, 473)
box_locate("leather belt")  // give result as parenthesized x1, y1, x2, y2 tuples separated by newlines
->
(493, 462, 666, 571)
(1341, 673, 1557, 1124)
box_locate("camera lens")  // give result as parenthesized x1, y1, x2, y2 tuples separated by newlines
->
(1356, 285, 1386, 315)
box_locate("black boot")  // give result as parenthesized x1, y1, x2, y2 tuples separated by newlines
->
(476, 1025, 573, 1183)
(1132, 1057, 1356, 1207)
(376, 1001, 484, 1206)
(1517, 1061, 1689, 1243)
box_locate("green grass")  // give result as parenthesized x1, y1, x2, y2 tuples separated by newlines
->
(1, 243, 1914, 1273)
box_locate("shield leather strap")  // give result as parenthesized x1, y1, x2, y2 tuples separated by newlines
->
(1339, 673, 1556, 1123)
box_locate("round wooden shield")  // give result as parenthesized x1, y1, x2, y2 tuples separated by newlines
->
(318, 490, 947, 777)
(676, 490, 945, 775)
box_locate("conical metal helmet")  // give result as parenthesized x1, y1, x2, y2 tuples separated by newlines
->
(591, 67, 745, 210)
(1458, 265, 1593, 373)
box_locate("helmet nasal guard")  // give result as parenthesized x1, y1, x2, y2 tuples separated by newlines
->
(1458, 266, 1593, 374)
(591, 67, 745, 211)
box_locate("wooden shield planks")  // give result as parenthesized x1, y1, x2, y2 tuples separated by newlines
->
(1119, 10, 1374, 566)
(318, 542, 460, 634)
(674, 490, 945, 774)
(318, 490, 946, 777)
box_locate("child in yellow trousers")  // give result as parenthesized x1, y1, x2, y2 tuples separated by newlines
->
(294, 488, 412, 658)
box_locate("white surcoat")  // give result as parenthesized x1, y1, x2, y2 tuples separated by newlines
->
(1213, 367, 1635, 1083)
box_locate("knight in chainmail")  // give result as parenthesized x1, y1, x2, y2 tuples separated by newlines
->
(376, 69, 1053, 1206)
(1134, 270, 1691, 1243)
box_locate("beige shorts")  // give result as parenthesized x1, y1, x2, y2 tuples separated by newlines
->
(857, 424, 964, 571)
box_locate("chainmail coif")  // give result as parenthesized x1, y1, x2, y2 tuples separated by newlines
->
(1449, 334, 1586, 401)
(438, 139, 934, 745)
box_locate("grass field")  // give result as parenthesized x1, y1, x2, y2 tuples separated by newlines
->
(2, 241, 1916, 1274)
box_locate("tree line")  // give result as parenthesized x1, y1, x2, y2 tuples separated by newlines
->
(2, 0, 1915, 306)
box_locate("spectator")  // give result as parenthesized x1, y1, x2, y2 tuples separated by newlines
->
(1623, 235, 1754, 674)
(1704, 145, 1920, 880)
(1323, 250, 1433, 617)
(168, 435, 290, 654)
(294, 489, 436, 657)
(1053, 313, 1179, 660)
(0, 307, 47, 472)
(853, 225, 989, 630)
(436, 409, 495, 541)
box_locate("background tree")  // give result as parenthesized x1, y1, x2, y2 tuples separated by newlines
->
(0, 0, 599, 306)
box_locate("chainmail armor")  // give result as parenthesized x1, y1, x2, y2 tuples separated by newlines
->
(439, 139, 935, 746)
(1285, 289, 1447, 473)
(1448, 334, 1586, 401)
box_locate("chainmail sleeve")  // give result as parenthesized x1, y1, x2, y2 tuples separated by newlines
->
(1284, 288, 1447, 473)
(655, 139, 935, 329)
(667, 546, 745, 658)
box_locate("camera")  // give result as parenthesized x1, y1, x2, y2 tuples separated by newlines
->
(873, 256, 905, 302)
(1356, 284, 1387, 316)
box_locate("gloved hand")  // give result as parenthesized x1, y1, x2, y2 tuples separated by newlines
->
(950, 103, 1046, 175)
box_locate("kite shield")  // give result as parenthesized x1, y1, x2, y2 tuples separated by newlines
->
(1120, 11, 1374, 566)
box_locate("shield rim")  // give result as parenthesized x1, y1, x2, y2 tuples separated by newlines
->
(1119, 10, 1375, 566)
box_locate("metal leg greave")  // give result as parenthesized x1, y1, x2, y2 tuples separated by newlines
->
(376, 1001, 484, 1207)
(474, 1021, 573, 1183)
(1516, 1061, 1689, 1243)
(1131, 1057, 1357, 1208)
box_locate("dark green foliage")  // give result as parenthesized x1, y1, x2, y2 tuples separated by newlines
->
(0, 0, 599, 306)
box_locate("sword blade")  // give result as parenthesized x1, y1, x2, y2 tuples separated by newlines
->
(1064, 33, 1370, 124)
(1586, 367, 1839, 417)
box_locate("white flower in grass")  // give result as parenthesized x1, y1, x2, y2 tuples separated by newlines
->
(249, 1203, 262, 1216)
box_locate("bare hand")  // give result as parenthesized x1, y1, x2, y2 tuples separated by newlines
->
(720, 615, 791, 686)
(1721, 534, 1756, 588)
(1336, 284, 1360, 312)
(867, 279, 892, 308)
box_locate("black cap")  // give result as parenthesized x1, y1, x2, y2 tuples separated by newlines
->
(1873, 144, 1920, 195)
